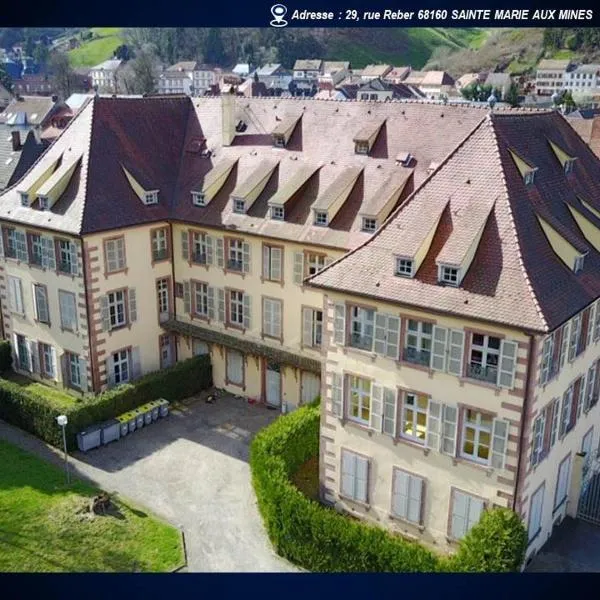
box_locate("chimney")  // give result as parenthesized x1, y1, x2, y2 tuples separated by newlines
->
(221, 87, 236, 146)
(11, 130, 21, 151)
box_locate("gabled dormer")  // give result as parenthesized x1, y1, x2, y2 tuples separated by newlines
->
(537, 213, 588, 273)
(360, 171, 410, 233)
(311, 166, 362, 227)
(566, 199, 600, 252)
(548, 139, 577, 174)
(509, 149, 537, 185)
(122, 166, 161, 206)
(268, 163, 320, 221)
(353, 119, 385, 155)
(190, 157, 237, 207)
(17, 153, 63, 208)
(35, 153, 82, 211)
(230, 160, 278, 214)
(272, 115, 301, 148)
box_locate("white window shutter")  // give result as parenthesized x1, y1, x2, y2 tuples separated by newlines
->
(183, 281, 191, 314)
(273, 300, 282, 338)
(11, 332, 18, 368)
(32, 283, 39, 320)
(355, 456, 369, 503)
(262, 245, 270, 279)
(0, 231, 3, 257)
(217, 288, 225, 322)
(29, 340, 38, 373)
(243, 294, 251, 330)
(181, 230, 189, 260)
(385, 315, 400, 359)
(393, 470, 410, 519)
(467, 497, 485, 530)
(242, 242, 251, 274)
(408, 476, 423, 524)
(491, 418, 509, 469)
(205, 235, 214, 265)
(216, 238, 224, 267)
(15, 231, 28, 262)
(331, 372, 343, 417)
(498, 340, 518, 388)
(588, 303, 596, 347)
(540, 336, 553, 385)
(370, 383, 383, 432)
(79, 358, 88, 392)
(271, 247, 282, 281)
(302, 307, 313, 346)
(431, 326, 448, 372)
(374, 313, 387, 355)
(41, 237, 56, 270)
(382, 387, 397, 437)
(105, 358, 115, 388)
(441, 404, 458, 456)
(341, 451, 356, 498)
(334, 302, 346, 345)
(100, 295, 110, 331)
(131, 347, 141, 379)
(451, 491, 468, 539)
(426, 399, 442, 450)
(50, 346, 58, 381)
(560, 321, 570, 368)
(69, 242, 78, 275)
(293, 252, 304, 284)
(447, 329, 465, 376)
(128, 288, 137, 323)
(207, 286, 215, 320)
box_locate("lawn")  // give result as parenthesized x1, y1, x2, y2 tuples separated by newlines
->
(4, 373, 80, 410)
(68, 27, 124, 68)
(0, 440, 184, 572)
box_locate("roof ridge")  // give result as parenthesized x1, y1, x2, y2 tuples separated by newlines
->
(489, 116, 548, 331)
(76, 96, 96, 234)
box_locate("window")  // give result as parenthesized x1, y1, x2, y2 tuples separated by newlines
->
(16, 334, 30, 371)
(302, 307, 322, 348)
(226, 349, 244, 386)
(270, 205, 284, 220)
(524, 170, 536, 185)
(362, 217, 377, 232)
(341, 449, 369, 503)
(401, 392, 428, 444)
(156, 278, 169, 320)
(112, 349, 130, 385)
(461, 410, 493, 464)
(8, 276, 24, 315)
(439, 265, 460, 286)
(349, 306, 375, 351)
(67, 353, 82, 388)
(559, 386, 573, 438)
(39, 343, 55, 378)
(151, 228, 169, 261)
(20, 192, 30, 207)
(392, 469, 424, 524)
(540, 335, 553, 385)
(104, 237, 126, 273)
(233, 198, 245, 214)
(396, 257, 414, 277)
(468, 333, 500, 384)
(348, 375, 371, 425)
(531, 411, 546, 467)
(528, 484, 545, 542)
(586, 363, 599, 412)
(228, 290, 244, 326)
(273, 135, 286, 148)
(314, 211, 328, 226)
(28, 233, 43, 265)
(404, 320, 432, 366)
(574, 254, 585, 273)
(262, 245, 282, 282)
(262, 297, 282, 339)
(554, 455, 571, 511)
(550, 397, 560, 448)
(192, 191, 206, 206)
(143, 191, 159, 205)
(450, 490, 484, 540)
(193, 282, 209, 317)
(227, 239, 244, 272)
(305, 253, 326, 277)
(3, 227, 17, 258)
(108, 290, 127, 329)
(564, 159, 575, 175)
(59, 290, 77, 331)
(191, 232, 209, 264)
(355, 141, 369, 155)
(57, 239, 75, 274)
(33, 284, 49, 324)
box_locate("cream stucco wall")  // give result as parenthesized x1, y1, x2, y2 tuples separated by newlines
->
(320, 290, 530, 552)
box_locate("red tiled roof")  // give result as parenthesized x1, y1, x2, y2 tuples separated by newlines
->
(309, 111, 600, 332)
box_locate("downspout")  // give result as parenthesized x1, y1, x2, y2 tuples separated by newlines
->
(512, 332, 537, 513)
(168, 221, 178, 363)
(81, 237, 97, 393)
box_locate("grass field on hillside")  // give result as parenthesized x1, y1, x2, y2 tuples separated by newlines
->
(68, 27, 123, 68)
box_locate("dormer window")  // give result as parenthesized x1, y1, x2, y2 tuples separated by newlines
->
(362, 217, 377, 232)
(20, 192, 29, 207)
(38, 196, 49, 211)
(232, 198, 246, 214)
(314, 211, 328, 227)
(270, 205, 284, 221)
(355, 141, 369, 155)
(144, 191, 159, 205)
(439, 265, 460, 286)
(396, 257, 414, 278)
(564, 159, 575, 175)
(574, 254, 585, 273)
(273, 134, 286, 148)
(524, 171, 536, 186)
(396, 152, 413, 167)
(192, 191, 206, 207)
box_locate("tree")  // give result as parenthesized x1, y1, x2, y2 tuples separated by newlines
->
(203, 28, 226, 65)
(114, 44, 132, 61)
(0, 65, 12, 92)
(504, 82, 520, 108)
(24, 34, 35, 57)
(562, 90, 577, 112)
(48, 52, 76, 99)
(33, 43, 50, 70)
(118, 44, 159, 95)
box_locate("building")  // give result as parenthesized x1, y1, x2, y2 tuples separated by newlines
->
(0, 95, 58, 131)
(417, 71, 456, 100)
(253, 64, 290, 92)
(535, 59, 572, 97)
(360, 64, 393, 81)
(567, 112, 600, 159)
(564, 64, 600, 96)
(484, 72, 512, 100)
(0, 125, 48, 190)
(193, 65, 218, 96)
(292, 60, 323, 95)
(12, 74, 55, 97)
(232, 64, 251, 78)
(307, 109, 600, 562)
(0, 83, 11, 109)
(89, 59, 123, 94)
(157, 62, 195, 95)
(318, 62, 351, 89)
(455, 73, 484, 92)
(0, 95, 485, 411)
(383, 67, 411, 84)
(355, 78, 423, 102)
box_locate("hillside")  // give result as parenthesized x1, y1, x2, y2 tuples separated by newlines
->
(68, 28, 124, 67)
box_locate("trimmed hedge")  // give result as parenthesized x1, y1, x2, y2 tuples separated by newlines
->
(250, 401, 527, 573)
(0, 354, 212, 450)
(0, 340, 12, 374)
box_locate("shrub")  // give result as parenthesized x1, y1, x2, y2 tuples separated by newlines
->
(0, 354, 212, 450)
(250, 402, 527, 573)
(0, 340, 13, 373)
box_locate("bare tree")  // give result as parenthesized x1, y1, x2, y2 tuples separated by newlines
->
(49, 51, 76, 99)
(118, 44, 159, 95)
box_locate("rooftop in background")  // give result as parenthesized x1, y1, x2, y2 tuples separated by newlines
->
(537, 59, 573, 71)
(0, 95, 56, 127)
(166, 61, 197, 72)
(293, 59, 323, 71)
(90, 59, 122, 72)
(0, 125, 48, 190)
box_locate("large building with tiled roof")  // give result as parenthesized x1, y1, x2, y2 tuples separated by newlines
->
(307, 108, 600, 561)
(2, 94, 599, 562)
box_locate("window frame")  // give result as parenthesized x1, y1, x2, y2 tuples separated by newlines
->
(112, 348, 131, 386)
(403, 319, 433, 367)
(460, 408, 494, 465)
(553, 453, 571, 513)
(107, 289, 127, 330)
(103, 236, 127, 275)
(56, 238, 73, 274)
(448, 487, 486, 541)
(348, 304, 375, 352)
(391, 467, 425, 526)
(33, 283, 50, 324)
(362, 217, 377, 232)
(439, 264, 460, 286)
(156, 277, 170, 321)
(262, 296, 283, 341)
(314, 211, 328, 227)
(150, 227, 170, 263)
(192, 280, 209, 319)
(191, 191, 206, 206)
(399, 391, 429, 446)
(66, 352, 82, 389)
(262, 243, 284, 283)
(270, 205, 285, 221)
(227, 288, 245, 328)
(304, 251, 327, 277)
(467, 332, 501, 384)
(58, 289, 78, 331)
(395, 257, 414, 278)
(346, 374, 372, 426)
(225, 237, 244, 273)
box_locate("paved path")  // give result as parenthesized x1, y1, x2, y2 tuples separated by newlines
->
(0, 394, 298, 573)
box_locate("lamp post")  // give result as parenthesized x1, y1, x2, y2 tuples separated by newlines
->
(56, 414, 70, 484)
